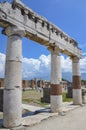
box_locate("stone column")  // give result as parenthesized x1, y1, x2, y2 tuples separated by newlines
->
(31, 80, 35, 89)
(50, 49, 62, 112)
(72, 57, 82, 105)
(3, 26, 25, 128)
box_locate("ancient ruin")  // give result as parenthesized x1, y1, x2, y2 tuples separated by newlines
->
(0, 0, 82, 128)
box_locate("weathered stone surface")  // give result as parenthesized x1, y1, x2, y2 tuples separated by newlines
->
(0, 89, 3, 112)
(73, 89, 82, 105)
(51, 95, 62, 112)
(82, 88, 86, 104)
(11, 126, 26, 130)
(66, 87, 73, 98)
(50, 51, 62, 112)
(0, 0, 82, 58)
(51, 84, 62, 95)
(72, 57, 82, 105)
(41, 88, 50, 103)
(3, 26, 25, 128)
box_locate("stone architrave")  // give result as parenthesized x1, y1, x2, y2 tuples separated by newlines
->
(3, 26, 26, 128)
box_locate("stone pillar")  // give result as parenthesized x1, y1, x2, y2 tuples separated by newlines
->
(39, 80, 42, 88)
(72, 57, 82, 105)
(50, 49, 62, 112)
(3, 26, 25, 128)
(31, 80, 35, 89)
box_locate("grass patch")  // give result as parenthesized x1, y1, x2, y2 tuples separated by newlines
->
(62, 92, 72, 102)
(22, 90, 72, 108)
(22, 89, 49, 107)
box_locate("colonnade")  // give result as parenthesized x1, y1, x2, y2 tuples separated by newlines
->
(3, 26, 82, 128)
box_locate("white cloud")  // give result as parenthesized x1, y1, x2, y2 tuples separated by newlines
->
(0, 52, 86, 80)
(61, 56, 72, 73)
(80, 57, 86, 73)
(22, 54, 51, 79)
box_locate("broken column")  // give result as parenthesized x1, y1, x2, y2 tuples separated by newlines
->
(72, 57, 82, 105)
(49, 48, 62, 112)
(3, 26, 25, 128)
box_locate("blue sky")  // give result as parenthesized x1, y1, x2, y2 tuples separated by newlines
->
(0, 0, 86, 81)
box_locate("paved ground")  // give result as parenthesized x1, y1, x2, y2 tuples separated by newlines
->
(22, 104, 44, 112)
(0, 103, 86, 130)
(22, 102, 80, 126)
(27, 105, 86, 130)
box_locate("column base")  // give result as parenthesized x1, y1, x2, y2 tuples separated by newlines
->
(73, 89, 82, 105)
(51, 95, 62, 113)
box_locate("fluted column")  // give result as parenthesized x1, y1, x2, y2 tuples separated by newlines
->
(72, 57, 82, 105)
(49, 48, 62, 112)
(3, 26, 25, 128)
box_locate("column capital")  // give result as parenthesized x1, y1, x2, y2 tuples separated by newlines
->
(71, 56, 80, 62)
(48, 46, 60, 55)
(3, 26, 26, 37)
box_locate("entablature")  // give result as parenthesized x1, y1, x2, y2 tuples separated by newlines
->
(0, 0, 82, 58)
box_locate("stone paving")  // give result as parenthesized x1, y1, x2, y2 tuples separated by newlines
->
(0, 102, 80, 129)
(28, 105, 86, 130)
(22, 104, 44, 112)
(22, 102, 80, 127)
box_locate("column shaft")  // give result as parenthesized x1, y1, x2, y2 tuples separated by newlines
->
(50, 51, 62, 112)
(72, 57, 82, 105)
(3, 26, 25, 128)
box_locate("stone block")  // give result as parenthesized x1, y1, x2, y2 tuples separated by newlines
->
(82, 88, 86, 104)
(41, 87, 50, 103)
(66, 87, 73, 98)
(0, 89, 3, 112)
